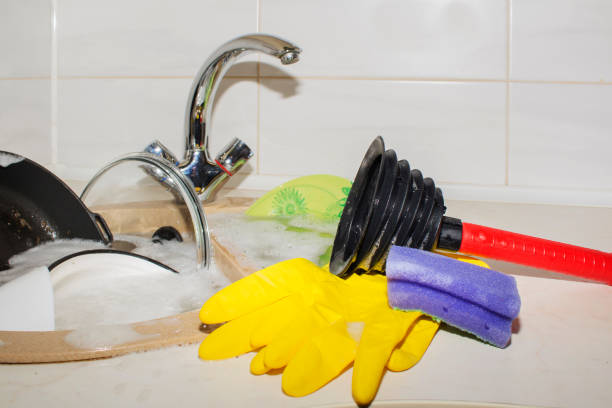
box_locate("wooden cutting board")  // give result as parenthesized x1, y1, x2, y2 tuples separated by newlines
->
(0, 197, 257, 364)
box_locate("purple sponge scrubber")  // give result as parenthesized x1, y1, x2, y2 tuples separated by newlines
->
(386, 246, 521, 348)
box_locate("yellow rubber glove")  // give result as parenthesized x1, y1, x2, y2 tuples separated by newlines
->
(198, 258, 439, 406)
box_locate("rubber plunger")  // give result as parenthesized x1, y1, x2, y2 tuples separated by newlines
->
(329, 137, 612, 284)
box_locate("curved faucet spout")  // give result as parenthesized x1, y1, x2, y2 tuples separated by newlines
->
(145, 34, 301, 200)
(186, 34, 301, 162)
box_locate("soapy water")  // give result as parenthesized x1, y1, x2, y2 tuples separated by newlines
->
(4, 236, 229, 330)
(1, 213, 336, 330)
(207, 213, 337, 271)
(63, 324, 161, 350)
(4, 239, 107, 284)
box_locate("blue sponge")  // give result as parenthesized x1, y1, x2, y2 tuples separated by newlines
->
(386, 246, 521, 348)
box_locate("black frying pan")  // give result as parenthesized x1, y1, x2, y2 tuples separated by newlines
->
(0, 151, 112, 271)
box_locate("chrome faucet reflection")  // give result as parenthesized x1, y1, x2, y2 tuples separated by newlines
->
(145, 34, 301, 200)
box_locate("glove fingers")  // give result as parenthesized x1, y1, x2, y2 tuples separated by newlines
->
(199, 300, 281, 360)
(282, 321, 357, 397)
(250, 348, 270, 375)
(264, 305, 341, 369)
(352, 310, 420, 406)
(200, 258, 322, 324)
(387, 316, 440, 372)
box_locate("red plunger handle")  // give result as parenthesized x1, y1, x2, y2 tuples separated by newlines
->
(459, 222, 612, 284)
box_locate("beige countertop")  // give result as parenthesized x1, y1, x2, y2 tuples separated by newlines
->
(1, 196, 611, 408)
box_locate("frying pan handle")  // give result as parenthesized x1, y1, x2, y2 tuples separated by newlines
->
(459, 222, 612, 284)
(90, 212, 114, 245)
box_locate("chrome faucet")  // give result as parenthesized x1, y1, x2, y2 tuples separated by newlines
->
(145, 34, 301, 200)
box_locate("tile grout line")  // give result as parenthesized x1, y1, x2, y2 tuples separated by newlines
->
(50, 0, 59, 166)
(242, 77, 612, 85)
(505, 83, 511, 185)
(505, 0, 512, 186)
(17, 75, 612, 86)
(256, 0, 262, 175)
(54, 75, 194, 80)
(0, 76, 51, 80)
(256, 59, 261, 175)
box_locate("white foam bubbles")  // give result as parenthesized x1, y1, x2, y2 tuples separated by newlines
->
(207, 213, 336, 271)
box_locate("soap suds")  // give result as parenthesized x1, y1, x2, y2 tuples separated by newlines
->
(51, 237, 230, 330)
(138, 317, 181, 327)
(64, 325, 160, 350)
(3, 239, 107, 284)
(138, 317, 184, 335)
(207, 213, 336, 270)
(1, 213, 335, 331)
(2, 236, 230, 330)
(0, 152, 24, 167)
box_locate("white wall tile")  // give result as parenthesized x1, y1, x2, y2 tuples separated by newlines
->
(0, 80, 52, 165)
(0, 0, 607, 208)
(259, 79, 506, 185)
(0, 0, 52, 77)
(511, 0, 612, 82)
(509, 83, 612, 189)
(57, 77, 258, 177)
(57, 0, 258, 77)
(261, 0, 507, 79)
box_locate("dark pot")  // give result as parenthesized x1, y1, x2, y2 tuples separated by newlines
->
(0, 152, 112, 271)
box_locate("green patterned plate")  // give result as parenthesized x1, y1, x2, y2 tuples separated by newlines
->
(245, 175, 351, 222)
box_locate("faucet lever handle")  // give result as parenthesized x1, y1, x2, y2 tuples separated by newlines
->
(144, 140, 179, 165)
(215, 138, 253, 176)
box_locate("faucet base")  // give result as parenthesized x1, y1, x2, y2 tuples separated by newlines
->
(144, 137, 253, 201)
